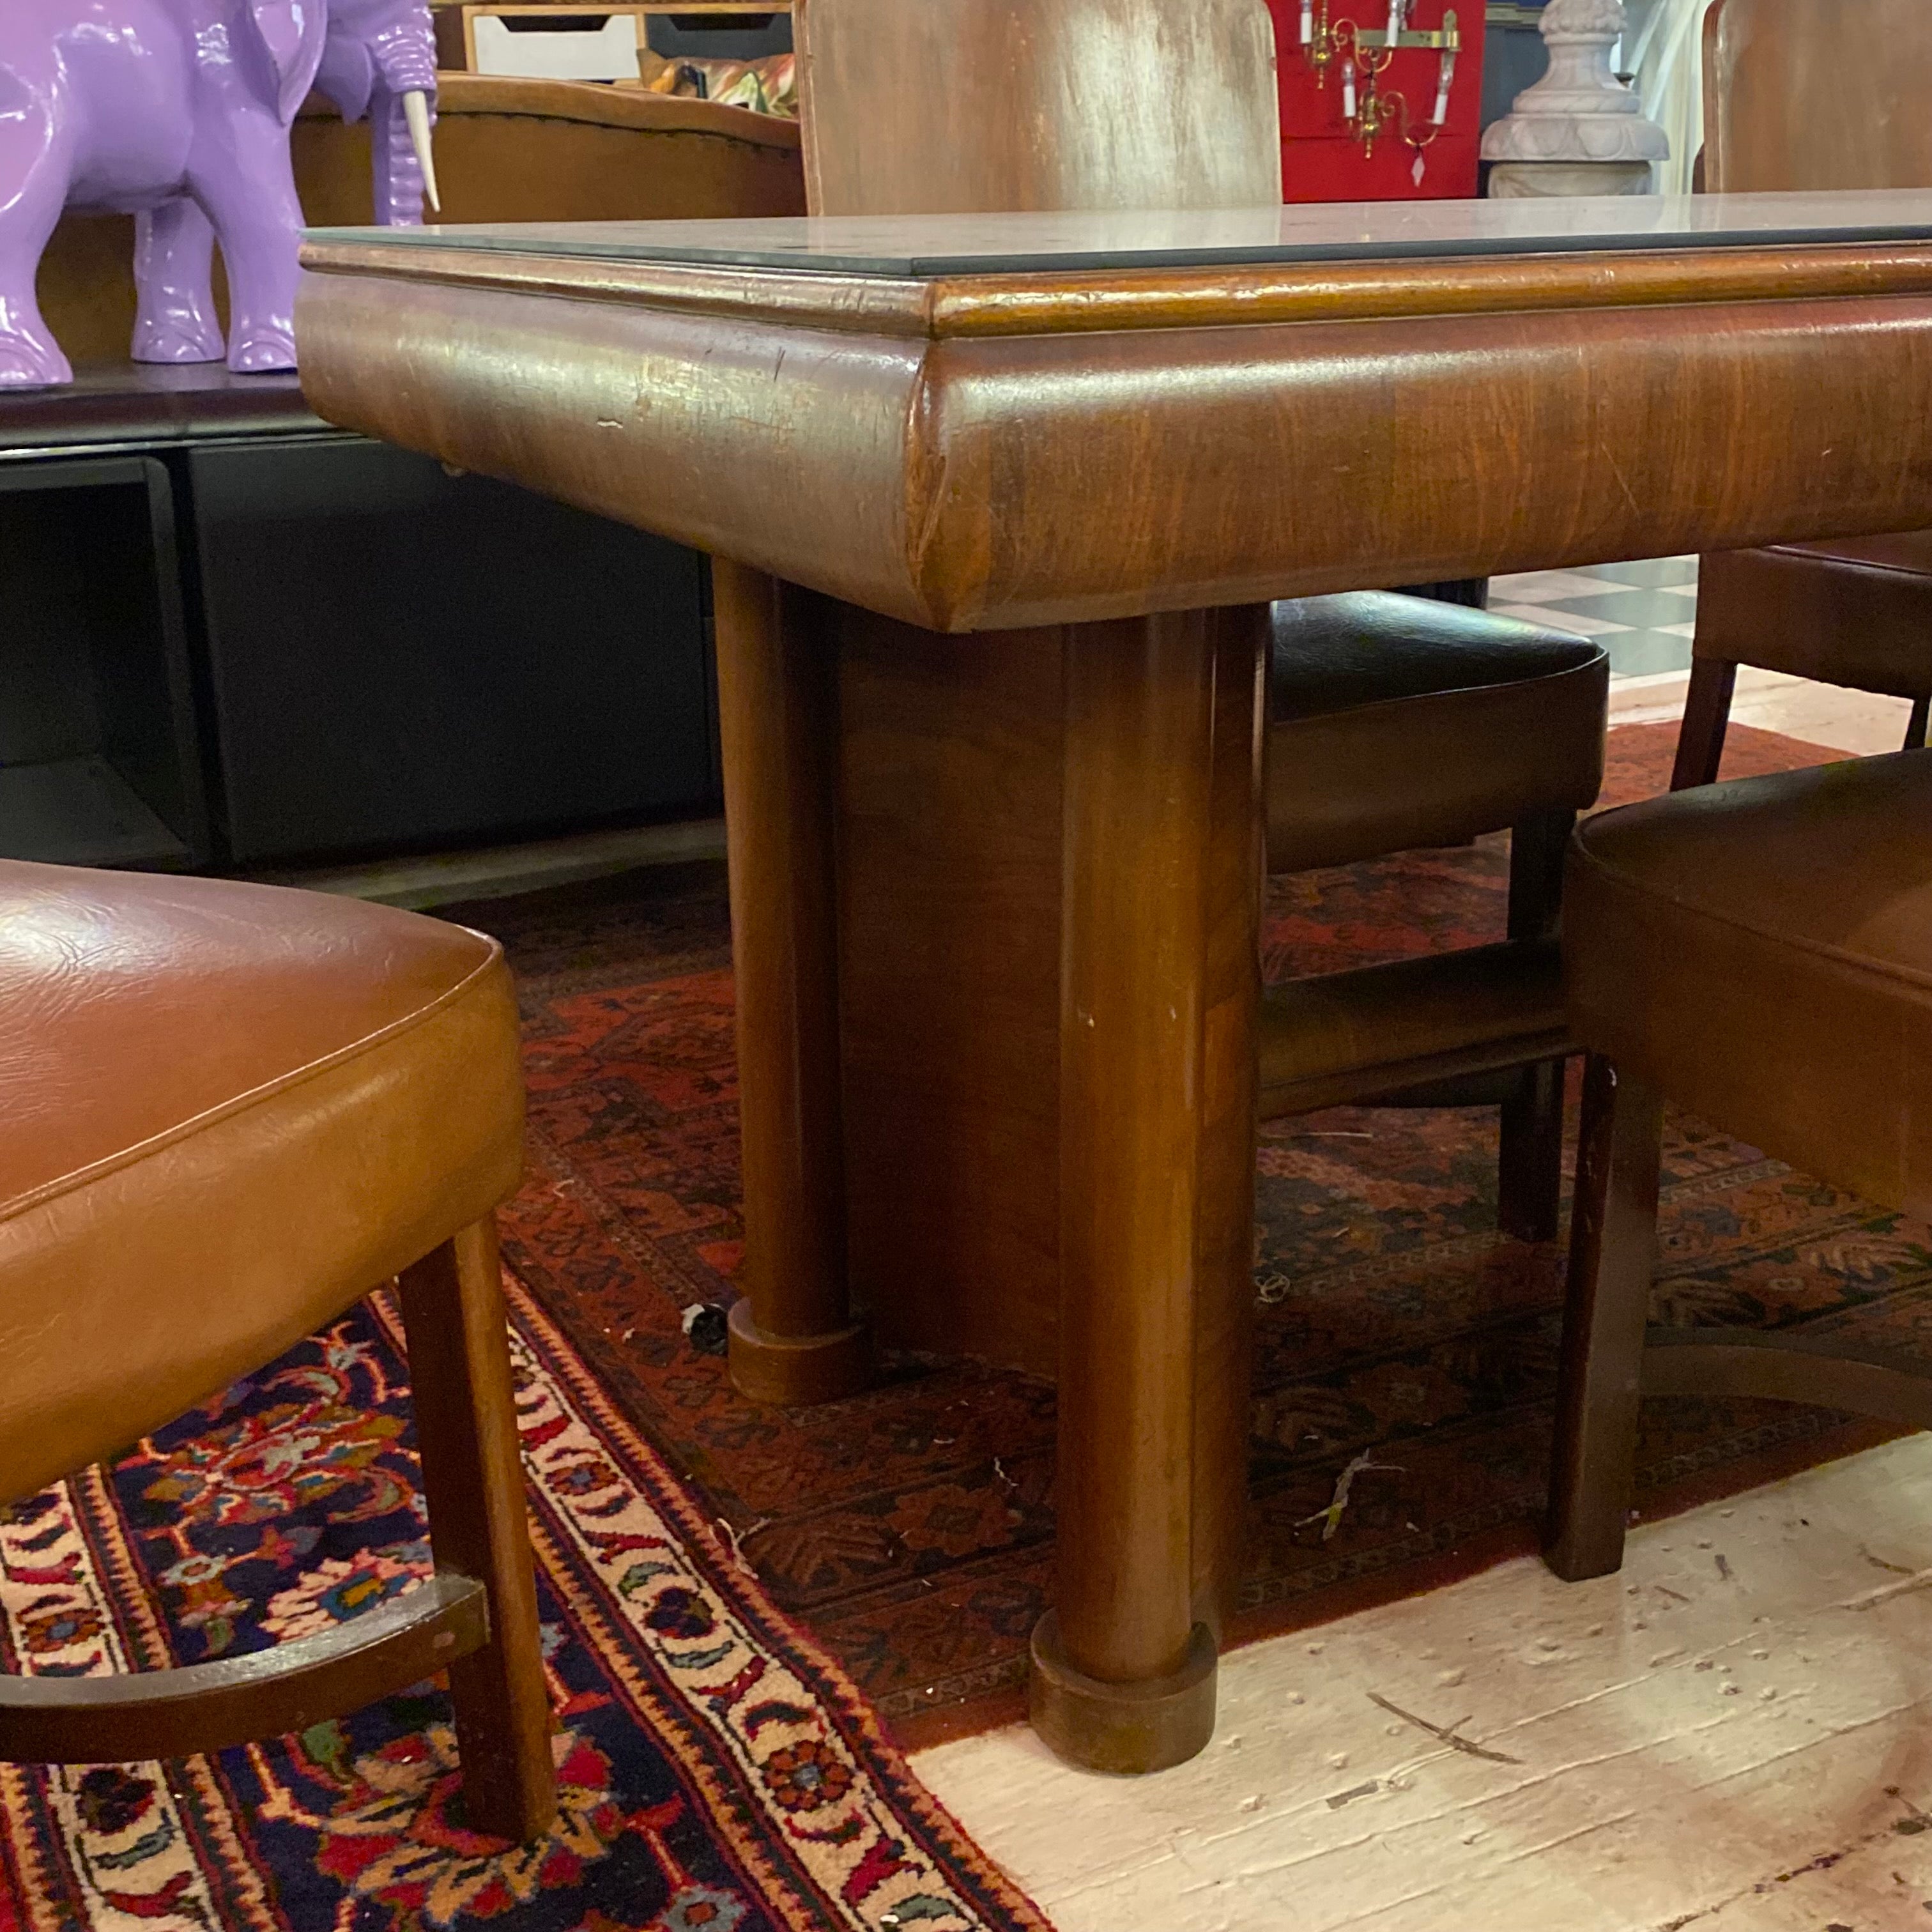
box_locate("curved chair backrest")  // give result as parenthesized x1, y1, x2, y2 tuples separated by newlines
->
(793, 0, 1281, 215)
(1703, 0, 1932, 192)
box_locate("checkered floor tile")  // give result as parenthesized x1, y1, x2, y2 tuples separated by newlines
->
(1492, 555, 1698, 680)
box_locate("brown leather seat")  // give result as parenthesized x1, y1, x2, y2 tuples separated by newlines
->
(0, 861, 551, 1837)
(1546, 749, 1932, 1581)
(1258, 592, 1607, 1241)
(1564, 754, 1932, 1215)
(1269, 592, 1608, 873)
(1694, 535, 1932, 710)
(1675, 0, 1932, 788)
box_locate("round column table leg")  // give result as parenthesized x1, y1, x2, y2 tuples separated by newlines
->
(1031, 604, 1267, 1774)
(712, 561, 871, 1406)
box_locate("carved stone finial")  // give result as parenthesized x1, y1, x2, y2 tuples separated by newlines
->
(1481, 0, 1669, 181)
(1542, 0, 1629, 37)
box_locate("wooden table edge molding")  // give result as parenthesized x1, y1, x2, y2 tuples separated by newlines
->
(300, 234, 1932, 638)
(295, 219, 1932, 1777)
(303, 234, 1932, 337)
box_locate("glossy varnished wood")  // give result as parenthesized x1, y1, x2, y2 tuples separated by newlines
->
(303, 233, 1932, 339)
(399, 1223, 558, 1841)
(297, 242, 1932, 632)
(710, 565, 870, 1404)
(1035, 604, 1266, 1771)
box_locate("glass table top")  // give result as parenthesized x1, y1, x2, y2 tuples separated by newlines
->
(307, 189, 1932, 279)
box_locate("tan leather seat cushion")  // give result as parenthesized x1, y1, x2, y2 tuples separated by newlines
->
(1697, 534, 1932, 698)
(1268, 592, 1609, 873)
(0, 862, 522, 1501)
(1565, 751, 1932, 1220)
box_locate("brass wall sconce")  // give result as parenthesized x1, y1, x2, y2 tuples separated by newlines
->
(1298, 2, 1462, 182)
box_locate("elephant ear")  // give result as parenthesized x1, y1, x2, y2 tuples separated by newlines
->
(244, 0, 330, 124)
(314, 33, 375, 122)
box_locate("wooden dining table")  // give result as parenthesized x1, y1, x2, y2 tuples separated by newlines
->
(298, 189, 1932, 1775)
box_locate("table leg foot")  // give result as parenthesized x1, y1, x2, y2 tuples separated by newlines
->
(1028, 1611, 1217, 1775)
(726, 1300, 872, 1407)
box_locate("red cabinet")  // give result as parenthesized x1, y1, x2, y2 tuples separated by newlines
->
(1266, 0, 1487, 202)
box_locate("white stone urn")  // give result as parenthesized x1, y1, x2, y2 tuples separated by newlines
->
(1482, 0, 1670, 197)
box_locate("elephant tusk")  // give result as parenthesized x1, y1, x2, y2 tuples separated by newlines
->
(404, 90, 441, 215)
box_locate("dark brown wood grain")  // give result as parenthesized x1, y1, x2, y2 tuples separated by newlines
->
(296, 262, 1932, 634)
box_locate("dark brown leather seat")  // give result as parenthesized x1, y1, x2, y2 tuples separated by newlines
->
(1260, 593, 1608, 1241)
(1269, 592, 1609, 873)
(1675, 0, 1932, 788)
(1545, 750, 1932, 1581)
(0, 861, 552, 1837)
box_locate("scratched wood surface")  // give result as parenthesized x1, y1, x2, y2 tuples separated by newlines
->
(917, 1431, 1932, 1931)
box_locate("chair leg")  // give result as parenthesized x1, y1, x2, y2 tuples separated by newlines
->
(1497, 810, 1573, 1243)
(399, 1218, 558, 1843)
(1906, 696, 1930, 753)
(1670, 659, 1737, 791)
(1545, 1055, 1664, 1582)
(1499, 1059, 1566, 1243)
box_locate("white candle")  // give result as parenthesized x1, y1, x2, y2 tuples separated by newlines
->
(1386, 0, 1405, 47)
(1301, 0, 1314, 45)
(1433, 54, 1453, 122)
(1342, 57, 1357, 117)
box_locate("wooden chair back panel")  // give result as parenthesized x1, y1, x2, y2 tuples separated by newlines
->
(1704, 0, 1932, 193)
(794, 0, 1281, 215)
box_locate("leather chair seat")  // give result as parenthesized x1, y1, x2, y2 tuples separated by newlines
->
(1565, 751, 1932, 1218)
(1697, 533, 1932, 700)
(1268, 592, 1610, 872)
(0, 861, 522, 1503)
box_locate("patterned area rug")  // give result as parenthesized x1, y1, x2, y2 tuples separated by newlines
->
(0, 1284, 1051, 1928)
(475, 721, 1925, 1751)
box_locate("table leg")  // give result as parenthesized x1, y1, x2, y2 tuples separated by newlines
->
(711, 562, 870, 1406)
(1030, 605, 1268, 1774)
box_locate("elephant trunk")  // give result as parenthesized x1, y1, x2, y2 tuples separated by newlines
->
(367, 20, 440, 224)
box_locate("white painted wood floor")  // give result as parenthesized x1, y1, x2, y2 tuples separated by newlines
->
(921, 1438, 1932, 1932)
(918, 685, 1930, 1931)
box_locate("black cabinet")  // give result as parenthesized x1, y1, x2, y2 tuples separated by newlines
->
(188, 438, 716, 866)
(0, 456, 210, 868)
(0, 366, 719, 873)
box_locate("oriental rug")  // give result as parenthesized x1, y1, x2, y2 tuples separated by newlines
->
(0, 1281, 1051, 1930)
(476, 721, 1930, 1751)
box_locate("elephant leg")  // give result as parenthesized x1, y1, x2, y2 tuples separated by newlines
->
(188, 118, 304, 374)
(133, 199, 225, 364)
(0, 92, 75, 388)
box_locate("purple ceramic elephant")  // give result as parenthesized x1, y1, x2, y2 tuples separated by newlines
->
(0, 0, 440, 388)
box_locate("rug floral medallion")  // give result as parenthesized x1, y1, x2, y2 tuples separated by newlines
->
(0, 1280, 1050, 1931)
